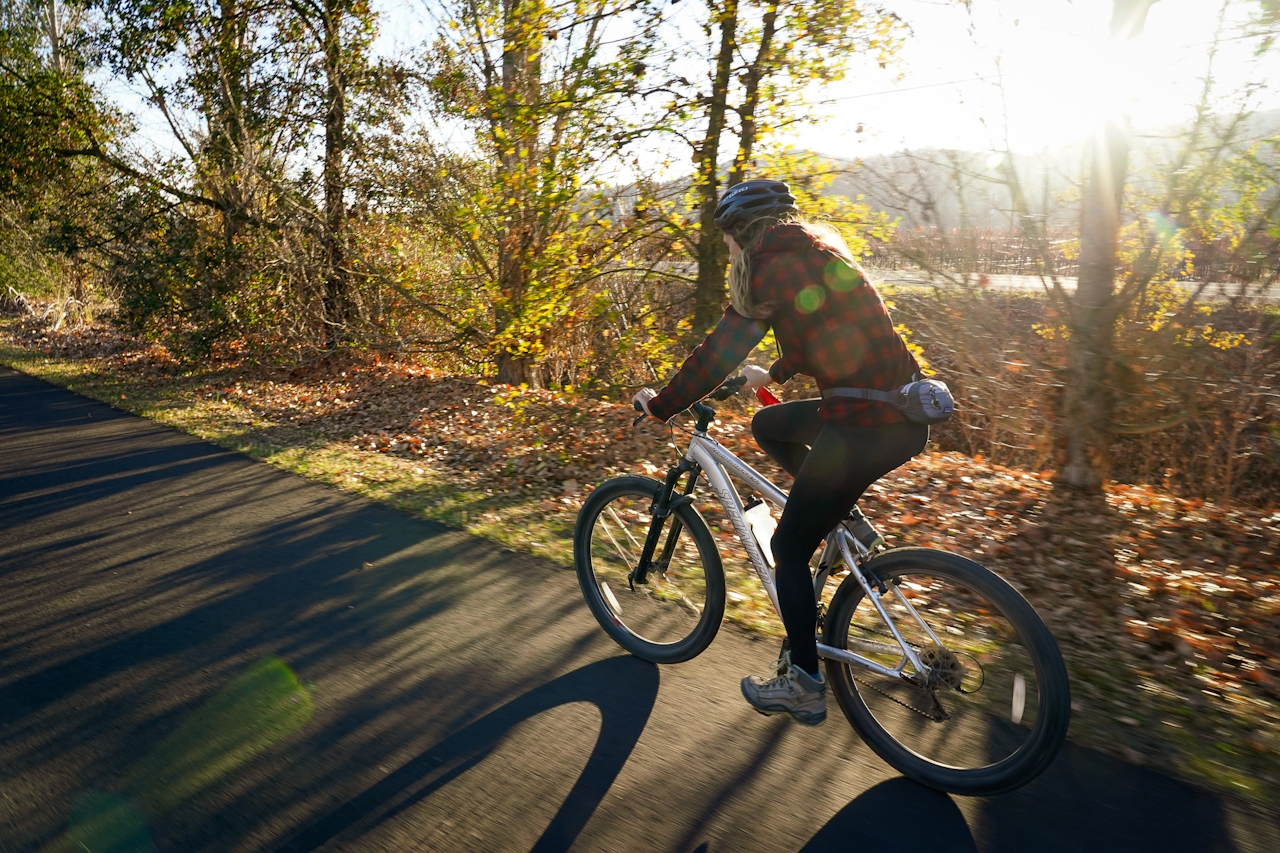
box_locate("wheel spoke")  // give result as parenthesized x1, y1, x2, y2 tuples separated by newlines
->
(666, 580, 703, 617)
(824, 550, 1070, 794)
(608, 506, 643, 551)
(577, 479, 724, 660)
(598, 511, 636, 567)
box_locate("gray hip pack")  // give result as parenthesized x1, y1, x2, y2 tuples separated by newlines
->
(821, 378, 955, 425)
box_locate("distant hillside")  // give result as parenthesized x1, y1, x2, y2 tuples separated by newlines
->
(820, 108, 1280, 231)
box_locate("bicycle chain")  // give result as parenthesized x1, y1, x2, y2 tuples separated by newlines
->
(852, 671, 949, 722)
(846, 620, 950, 722)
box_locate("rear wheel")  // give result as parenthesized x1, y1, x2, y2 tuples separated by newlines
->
(823, 547, 1070, 795)
(573, 476, 725, 664)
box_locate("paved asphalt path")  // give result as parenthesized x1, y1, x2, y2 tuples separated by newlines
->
(2, 366, 1278, 853)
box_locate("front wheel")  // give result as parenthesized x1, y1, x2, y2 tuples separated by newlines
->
(823, 547, 1070, 795)
(573, 476, 725, 664)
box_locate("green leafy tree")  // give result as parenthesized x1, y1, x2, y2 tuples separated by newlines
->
(409, 0, 663, 386)
(285, 0, 383, 345)
(89, 0, 386, 346)
(0, 2, 101, 210)
(0, 0, 118, 305)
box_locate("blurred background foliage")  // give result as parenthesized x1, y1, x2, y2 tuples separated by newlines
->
(1, 0, 1278, 505)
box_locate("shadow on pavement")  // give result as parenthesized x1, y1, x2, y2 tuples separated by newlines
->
(801, 777, 977, 852)
(272, 656, 659, 853)
(796, 745, 1269, 853)
(971, 740, 1269, 853)
(0, 367, 588, 850)
(4, 367, 1277, 853)
(0, 496, 458, 729)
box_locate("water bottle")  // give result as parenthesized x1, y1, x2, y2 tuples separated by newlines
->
(742, 497, 777, 569)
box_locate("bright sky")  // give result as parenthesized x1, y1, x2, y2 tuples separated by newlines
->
(103, 0, 1280, 166)
(786, 0, 1280, 156)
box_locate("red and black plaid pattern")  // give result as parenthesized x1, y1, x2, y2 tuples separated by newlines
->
(648, 223, 920, 426)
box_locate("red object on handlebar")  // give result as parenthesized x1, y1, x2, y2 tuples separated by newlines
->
(755, 386, 780, 406)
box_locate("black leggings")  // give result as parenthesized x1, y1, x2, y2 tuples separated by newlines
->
(752, 399, 928, 676)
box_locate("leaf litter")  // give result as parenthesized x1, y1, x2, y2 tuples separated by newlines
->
(3, 317, 1279, 807)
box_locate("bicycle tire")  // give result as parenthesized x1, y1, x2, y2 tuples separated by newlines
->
(574, 476, 725, 664)
(823, 547, 1070, 795)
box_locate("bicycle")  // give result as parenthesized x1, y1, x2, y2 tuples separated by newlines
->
(572, 376, 1071, 795)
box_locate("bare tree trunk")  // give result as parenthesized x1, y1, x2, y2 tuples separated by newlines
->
(1060, 113, 1128, 489)
(1057, 0, 1157, 491)
(42, 0, 66, 74)
(494, 0, 543, 386)
(321, 0, 348, 349)
(690, 0, 738, 334)
(726, 2, 777, 188)
(216, 0, 249, 248)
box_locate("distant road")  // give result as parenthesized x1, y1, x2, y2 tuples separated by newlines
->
(638, 262, 1276, 302)
(866, 269, 1279, 302)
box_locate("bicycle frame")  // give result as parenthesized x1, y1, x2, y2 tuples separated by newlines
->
(676, 417, 932, 682)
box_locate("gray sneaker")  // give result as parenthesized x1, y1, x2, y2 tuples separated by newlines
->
(740, 652, 827, 726)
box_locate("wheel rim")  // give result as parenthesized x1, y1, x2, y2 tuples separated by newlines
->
(839, 567, 1048, 771)
(587, 491, 711, 647)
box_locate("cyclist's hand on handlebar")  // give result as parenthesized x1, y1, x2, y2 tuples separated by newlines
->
(740, 364, 771, 392)
(632, 388, 657, 423)
(706, 374, 748, 401)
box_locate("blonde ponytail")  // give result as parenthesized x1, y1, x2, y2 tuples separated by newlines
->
(727, 214, 853, 318)
(728, 245, 768, 318)
(727, 214, 785, 318)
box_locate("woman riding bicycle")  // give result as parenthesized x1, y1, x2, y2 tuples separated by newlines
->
(633, 179, 928, 726)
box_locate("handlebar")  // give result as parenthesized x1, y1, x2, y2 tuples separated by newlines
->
(706, 374, 748, 401)
(632, 373, 763, 427)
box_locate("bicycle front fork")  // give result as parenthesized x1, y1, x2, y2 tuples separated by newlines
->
(629, 460, 701, 589)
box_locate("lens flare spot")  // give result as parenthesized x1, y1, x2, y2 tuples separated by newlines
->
(795, 285, 826, 314)
(126, 657, 313, 814)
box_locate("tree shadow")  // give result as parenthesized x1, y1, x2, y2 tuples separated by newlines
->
(272, 655, 659, 853)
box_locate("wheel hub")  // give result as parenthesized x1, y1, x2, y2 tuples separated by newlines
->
(918, 644, 965, 691)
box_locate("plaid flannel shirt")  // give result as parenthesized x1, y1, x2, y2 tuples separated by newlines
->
(648, 223, 920, 426)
